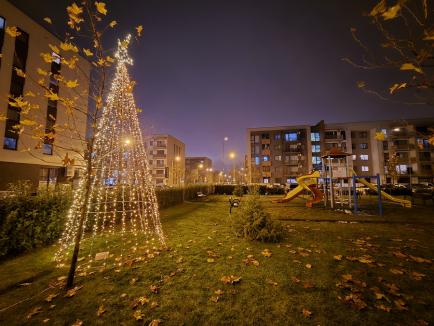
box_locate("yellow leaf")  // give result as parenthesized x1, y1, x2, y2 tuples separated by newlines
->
(40, 52, 53, 63)
(20, 119, 36, 126)
(333, 255, 343, 261)
(43, 17, 52, 24)
(37, 68, 48, 76)
(357, 80, 366, 88)
(5, 26, 21, 37)
(382, 4, 401, 20)
(133, 309, 144, 320)
(67, 3, 83, 16)
(14, 67, 26, 78)
(261, 249, 272, 257)
(106, 56, 114, 63)
(45, 91, 60, 102)
(95, 2, 107, 15)
(136, 25, 143, 36)
(375, 131, 385, 141)
(25, 91, 36, 97)
(83, 48, 94, 57)
(207, 258, 215, 263)
(400, 63, 423, 74)
(49, 44, 60, 54)
(60, 42, 78, 53)
(389, 82, 407, 94)
(109, 20, 117, 28)
(65, 80, 79, 88)
(96, 305, 106, 317)
(369, 0, 386, 16)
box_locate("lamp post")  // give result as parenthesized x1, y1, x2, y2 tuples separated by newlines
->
(197, 163, 204, 183)
(223, 136, 228, 174)
(229, 151, 236, 184)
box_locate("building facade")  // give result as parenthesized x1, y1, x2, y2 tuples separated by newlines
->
(0, 1, 90, 190)
(185, 157, 213, 184)
(247, 119, 434, 185)
(145, 134, 185, 187)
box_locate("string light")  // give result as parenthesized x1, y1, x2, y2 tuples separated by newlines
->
(55, 34, 165, 264)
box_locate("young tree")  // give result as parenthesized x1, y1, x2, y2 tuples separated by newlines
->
(2, 1, 161, 288)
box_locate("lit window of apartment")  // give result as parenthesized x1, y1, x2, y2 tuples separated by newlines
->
(287, 178, 297, 184)
(360, 143, 368, 149)
(255, 157, 260, 165)
(312, 144, 320, 153)
(352, 154, 356, 160)
(263, 177, 270, 183)
(274, 133, 281, 141)
(263, 155, 270, 162)
(381, 129, 387, 136)
(285, 132, 297, 142)
(360, 154, 369, 161)
(396, 164, 408, 174)
(274, 155, 281, 161)
(312, 156, 321, 165)
(361, 166, 369, 172)
(311, 132, 320, 142)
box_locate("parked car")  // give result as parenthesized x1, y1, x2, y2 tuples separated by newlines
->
(411, 184, 433, 195)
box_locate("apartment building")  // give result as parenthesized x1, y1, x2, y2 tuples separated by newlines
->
(0, 1, 90, 190)
(185, 157, 213, 184)
(247, 118, 434, 185)
(145, 134, 185, 187)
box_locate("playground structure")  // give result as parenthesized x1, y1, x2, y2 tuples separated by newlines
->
(276, 148, 411, 214)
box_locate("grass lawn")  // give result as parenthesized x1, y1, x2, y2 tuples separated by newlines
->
(0, 195, 433, 325)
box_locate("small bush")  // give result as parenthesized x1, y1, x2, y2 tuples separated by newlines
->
(232, 195, 285, 242)
(232, 185, 245, 197)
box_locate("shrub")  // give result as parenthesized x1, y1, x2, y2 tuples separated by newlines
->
(232, 185, 245, 197)
(232, 195, 285, 242)
(214, 185, 235, 195)
(156, 185, 214, 209)
(0, 183, 71, 258)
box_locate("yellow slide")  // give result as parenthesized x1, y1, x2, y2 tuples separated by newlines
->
(275, 171, 321, 203)
(351, 170, 411, 208)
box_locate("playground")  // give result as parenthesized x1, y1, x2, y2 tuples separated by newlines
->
(0, 194, 433, 325)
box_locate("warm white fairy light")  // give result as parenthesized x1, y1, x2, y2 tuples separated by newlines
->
(55, 35, 165, 263)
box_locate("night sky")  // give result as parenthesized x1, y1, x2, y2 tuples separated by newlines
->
(9, 0, 433, 168)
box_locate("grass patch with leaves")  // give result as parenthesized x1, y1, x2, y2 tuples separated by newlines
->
(0, 195, 433, 325)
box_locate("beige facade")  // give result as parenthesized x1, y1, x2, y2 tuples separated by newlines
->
(145, 134, 185, 187)
(0, 1, 90, 190)
(185, 157, 213, 184)
(247, 118, 434, 185)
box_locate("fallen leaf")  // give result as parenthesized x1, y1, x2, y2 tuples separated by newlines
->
(305, 264, 312, 269)
(394, 298, 408, 311)
(393, 251, 407, 259)
(266, 279, 278, 287)
(149, 320, 162, 326)
(214, 289, 224, 295)
(410, 271, 426, 281)
(408, 255, 432, 264)
(302, 308, 312, 318)
(150, 301, 159, 309)
(221, 275, 242, 285)
(72, 320, 83, 326)
(209, 296, 219, 303)
(390, 268, 405, 275)
(64, 285, 83, 298)
(133, 309, 144, 320)
(207, 258, 215, 263)
(334, 255, 343, 261)
(97, 305, 106, 317)
(150, 285, 159, 294)
(26, 306, 42, 319)
(291, 276, 300, 283)
(375, 303, 391, 312)
(45, 293, 58, 302)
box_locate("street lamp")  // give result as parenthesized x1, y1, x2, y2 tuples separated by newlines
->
(229, 151, 236, 184)
(223, 136, 228, 174)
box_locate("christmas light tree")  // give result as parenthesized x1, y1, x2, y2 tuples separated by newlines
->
(56, 35, 165, 286)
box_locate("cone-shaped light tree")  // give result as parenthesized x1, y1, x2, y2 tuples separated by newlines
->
(56, 35, 165, 287)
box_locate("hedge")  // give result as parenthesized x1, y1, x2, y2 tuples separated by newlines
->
(156, 185, 214, 209)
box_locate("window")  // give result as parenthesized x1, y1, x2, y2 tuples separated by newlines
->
(262, 144, 270, 150)
(0, 16, 5, 68)
(156, 169, 165, 175)
(262, 166, 270, 172)
(361, 166, 369, 172)
(352, 154, 356, 161)
(312, 144, 320, 153)
(43, 143, 53, 155)
(156, 159, 164, 167)
(360, 143, 368, 149)
(312, 156, 321, 164)
(285, 132, 297, 142)
(274, 155, 281, 161)
(255, 157, 260, 165)
(39, 167, 59, 188)
(149, 160, 153, 165)
(359, 131, 368, 138)
(274, 133, 281, 141)
(352, 143, 356, 150)
(360, 154, 369, 161)
(156, 150, 165, 156)
(156, 140, 165, 147)
(311, 132, 320, 142)
(383, 141, 388, 150)
(3, 137, 17, 150)
(261, 133, 269, 139)
(396, 164, 408, 174)
(263, 156, 270, 162)
(263, 178, 269, 184)
(381, 129, 387, 137)
(254, 135, 260, 143)
(287, 178, 297, 184)
(324, 131, 338, 139)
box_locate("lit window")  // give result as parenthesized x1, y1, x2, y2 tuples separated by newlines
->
(3, 137, 17, 150)
(255, 157, 260, 165)
(274, 155, 281, 161)
(381, 129, 387, 136)
(396, 164, 408, 174)
(263, 178, 269, 184)
(43, 143, 53, 155)
(263, 156, 270, 162)
(312, 144, 320, 153)
(287, 178, 297, 184)
(285, 132, 298, 142)
(360, 143, 368, 149)
(312, 156, 321, 164)
(361, 166, 369, 172)
(352, 154, 356, 160)
(360, 154, 369, 161)
(311, 132, 320, 142)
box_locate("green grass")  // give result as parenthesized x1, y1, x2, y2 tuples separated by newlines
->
(0, 195, 433, 325)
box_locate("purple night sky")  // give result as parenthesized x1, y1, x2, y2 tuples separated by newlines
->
(10, 0, 433, 168)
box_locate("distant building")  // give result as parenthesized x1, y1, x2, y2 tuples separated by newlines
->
(185, 157, 213, 184)
(145, 134, 185, 187)
(247, 118, 434, 185)
(0, 1, 91, 190)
